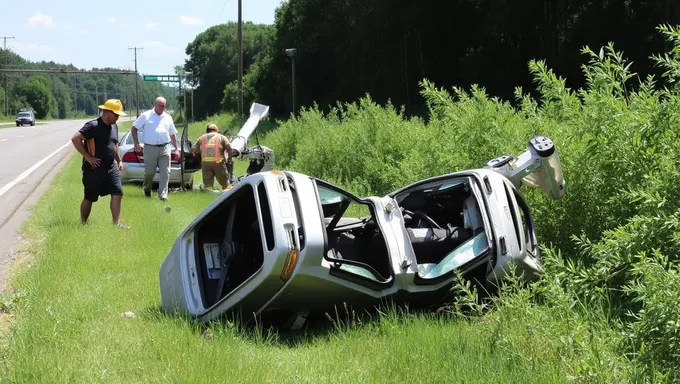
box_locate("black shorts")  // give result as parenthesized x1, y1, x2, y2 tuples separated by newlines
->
(82, 166, 123, 202)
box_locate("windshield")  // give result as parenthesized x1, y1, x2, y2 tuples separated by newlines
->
(18, 112, 31, 117)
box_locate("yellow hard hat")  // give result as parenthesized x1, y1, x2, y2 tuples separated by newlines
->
(98, 99, 127, 116)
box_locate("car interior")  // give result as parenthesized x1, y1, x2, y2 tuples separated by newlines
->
(395, 177, 490, 279)
(193, 184, 268, 308)
(318, 183, 393, 283)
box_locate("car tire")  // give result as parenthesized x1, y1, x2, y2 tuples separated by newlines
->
(16, 123, 20, 127)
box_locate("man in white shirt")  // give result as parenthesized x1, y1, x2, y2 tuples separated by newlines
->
(131, 96, 180, 201)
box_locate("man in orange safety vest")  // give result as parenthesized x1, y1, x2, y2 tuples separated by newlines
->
(192, 123, 233, 191)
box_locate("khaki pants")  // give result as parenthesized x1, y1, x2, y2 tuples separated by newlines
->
(202, 162, 230, 190)
(143, 143, 171, 199)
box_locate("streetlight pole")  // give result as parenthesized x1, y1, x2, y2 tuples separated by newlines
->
(285, 48, 297, 113)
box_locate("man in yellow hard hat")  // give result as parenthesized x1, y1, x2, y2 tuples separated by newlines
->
(192, 123, 233, 191)
(71, 99, 129, 228)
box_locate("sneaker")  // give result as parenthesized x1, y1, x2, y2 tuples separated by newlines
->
(115, 222, 131, 229)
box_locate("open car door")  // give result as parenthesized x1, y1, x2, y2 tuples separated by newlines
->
(180, 121, 201, 190)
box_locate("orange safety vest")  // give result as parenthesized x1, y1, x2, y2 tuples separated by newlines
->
(200, 133, 225, 164)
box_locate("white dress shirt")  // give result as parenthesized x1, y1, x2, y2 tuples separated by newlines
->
(132, 109, 178, 145)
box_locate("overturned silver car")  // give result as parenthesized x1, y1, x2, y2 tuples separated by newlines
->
(159, 134, 566, 328)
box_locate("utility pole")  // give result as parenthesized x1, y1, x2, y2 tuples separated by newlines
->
(128, 46, 143, 117)
(1, 36, 15, 116)
(237, 0, 243, 116)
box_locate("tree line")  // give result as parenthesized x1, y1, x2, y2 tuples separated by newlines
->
(0, 49, 177, 119)
(181, 0, 680, 120)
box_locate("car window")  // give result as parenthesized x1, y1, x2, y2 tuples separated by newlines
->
(318, 185, 344, 206)
(18, 113, 31, 117)
(315, 182, 371, 221)
(126, 131, 143, 144)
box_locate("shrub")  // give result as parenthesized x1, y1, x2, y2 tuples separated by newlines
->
(263, 23, 680, 381)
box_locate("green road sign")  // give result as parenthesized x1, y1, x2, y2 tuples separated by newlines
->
(143, 75, 180, 82)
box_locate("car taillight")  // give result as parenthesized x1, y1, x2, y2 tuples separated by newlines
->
(171, 152, 180, 164)
(122, 151, 142, 163)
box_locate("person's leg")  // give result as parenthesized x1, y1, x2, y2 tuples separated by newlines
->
(215, 162, 229, 190)
(142, 145, 158, 197)
(81, 169, 100, 224)
(157, 144, 171, 200)
(80, 200, 93, 224)
(106, 167, 125, 225)
(226, 162, 235, 184)
(202, 164, 215, 190)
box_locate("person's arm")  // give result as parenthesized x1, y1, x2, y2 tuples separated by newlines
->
(168, 117, 180, 157)
(131, 114, 145, 152)
(192, 135, 202, 156)
(113, 126, 123, 170)
(223, 136, 233, 163)
(72, 123, 100, 168)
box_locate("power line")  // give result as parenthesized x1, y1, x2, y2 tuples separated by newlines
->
(1, 36, 15, 116)
(0, 68, 137, 75)
(128, 46, 143, 118)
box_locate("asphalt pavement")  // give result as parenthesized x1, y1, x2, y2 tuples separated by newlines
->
(0, 116, 134, 291)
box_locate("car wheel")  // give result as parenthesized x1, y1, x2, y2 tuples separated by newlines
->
(16, 123, 20, 127)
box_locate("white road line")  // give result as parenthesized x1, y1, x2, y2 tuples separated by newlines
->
(0, 141, 72, 198)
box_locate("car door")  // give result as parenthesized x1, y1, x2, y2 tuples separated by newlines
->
(179, 122, 201, 180)
(385, 172, 495, 282)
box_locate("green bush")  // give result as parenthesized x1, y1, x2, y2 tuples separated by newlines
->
(263, 24, 680, 382)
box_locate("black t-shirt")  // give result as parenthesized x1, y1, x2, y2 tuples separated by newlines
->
(79, 117, 119, 170)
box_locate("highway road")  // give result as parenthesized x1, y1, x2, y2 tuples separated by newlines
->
(0, 116, 133, 291)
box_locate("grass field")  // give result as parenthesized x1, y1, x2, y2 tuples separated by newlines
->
(7, 32, 680, 380)
(0, 150, 584, 383)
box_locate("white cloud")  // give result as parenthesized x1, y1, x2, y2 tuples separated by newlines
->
(108, 16, 116, 24)
(144, 22, 159, 30)
(179, 16, 203, 26)
(27, 13, 55, 28)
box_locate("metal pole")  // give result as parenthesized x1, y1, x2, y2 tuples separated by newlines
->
(2, 36, 15, 116)
(191, 87, 194, 121)
(237, 0, 243, 116)
(178, 75, 182, 120)
(129, 46, 143, 118)
(183, 81, 187, 120)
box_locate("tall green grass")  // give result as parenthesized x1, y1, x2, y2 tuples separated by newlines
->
(0, 155, 612, 383)
(262, 24, 680, 381)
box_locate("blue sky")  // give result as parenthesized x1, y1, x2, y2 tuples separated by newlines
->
(0, 0, 282, 76)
